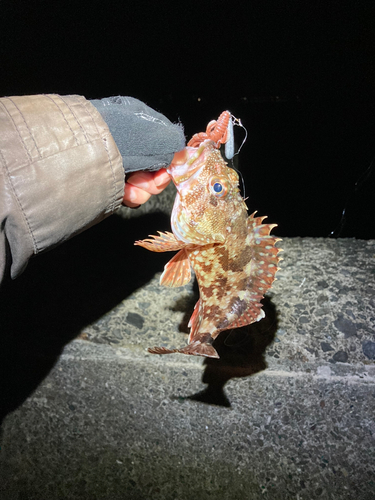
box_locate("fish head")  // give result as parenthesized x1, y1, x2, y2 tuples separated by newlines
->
(167, 140, 246, 245)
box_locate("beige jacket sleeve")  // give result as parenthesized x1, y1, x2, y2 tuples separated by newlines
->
(0, 94, 125, 282)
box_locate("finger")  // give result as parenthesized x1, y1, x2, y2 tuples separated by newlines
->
(122, 183, 152, 207)
(125, 169, 171, 195)
(153, 168, 172, 189)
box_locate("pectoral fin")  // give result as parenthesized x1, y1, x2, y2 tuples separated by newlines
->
(135, 231, 184, 252)
(160, 248, 191, 287)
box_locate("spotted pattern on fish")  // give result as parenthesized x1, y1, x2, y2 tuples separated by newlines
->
(135, 138, 282, 358)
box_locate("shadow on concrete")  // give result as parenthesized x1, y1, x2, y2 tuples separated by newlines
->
(0, 212, 170, 424)
(184, 298, 278, 407)
(170, 277, 199, 334)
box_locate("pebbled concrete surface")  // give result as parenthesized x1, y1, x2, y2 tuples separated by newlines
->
(79, 237, 375, 367)
(0, 214, 375, 500)
(1, 342, 375, 500)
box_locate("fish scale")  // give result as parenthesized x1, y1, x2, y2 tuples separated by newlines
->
(135, 114, 282, 358)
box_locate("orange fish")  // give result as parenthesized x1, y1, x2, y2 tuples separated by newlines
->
(135, 112, 281, 358)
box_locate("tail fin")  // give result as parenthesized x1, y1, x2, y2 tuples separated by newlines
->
(148, 341, 219, 359)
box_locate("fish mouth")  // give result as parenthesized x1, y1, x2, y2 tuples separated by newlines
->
(167, 143, 207, 187)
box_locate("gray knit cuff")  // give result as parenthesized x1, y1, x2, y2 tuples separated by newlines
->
(90, 96, 186, 173)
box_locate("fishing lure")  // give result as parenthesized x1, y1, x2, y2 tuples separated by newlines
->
(187, 110, 231, 149)
(135, 112, 281, 358)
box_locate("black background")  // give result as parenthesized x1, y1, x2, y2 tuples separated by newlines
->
(1, 1, 374, 238)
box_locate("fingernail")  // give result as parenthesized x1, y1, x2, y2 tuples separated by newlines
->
(127, 190, 138, 203)
(154, 170, 171, 187)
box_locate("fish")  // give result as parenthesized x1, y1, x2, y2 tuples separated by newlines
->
(135, 112, 281, 358)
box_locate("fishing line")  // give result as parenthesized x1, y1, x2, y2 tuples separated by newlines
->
(224, 114, 248, 160)
(231, 162, 246, 200)
(224, 328, 252, 348)
(225, 114, 248, 200)
(231, 115, 248, 158)
(224, 316, 278, 348)
(329, 152, 375, 237)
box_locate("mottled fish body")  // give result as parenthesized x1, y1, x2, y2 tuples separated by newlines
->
(135, 121, 281, 358)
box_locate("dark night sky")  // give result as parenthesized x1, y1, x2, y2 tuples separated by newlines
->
(1, 1, 374, 238)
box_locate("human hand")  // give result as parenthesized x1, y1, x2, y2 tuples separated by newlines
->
(122, 168, 171, 208)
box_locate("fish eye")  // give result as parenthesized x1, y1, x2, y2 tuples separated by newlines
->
(210, 177, 228, 197)
(213, 182, 223, 193)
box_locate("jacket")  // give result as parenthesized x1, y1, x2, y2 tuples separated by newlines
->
(0, 94, 124, 282)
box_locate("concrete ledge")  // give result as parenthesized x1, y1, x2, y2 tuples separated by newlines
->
(1, 230, 374, 499)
